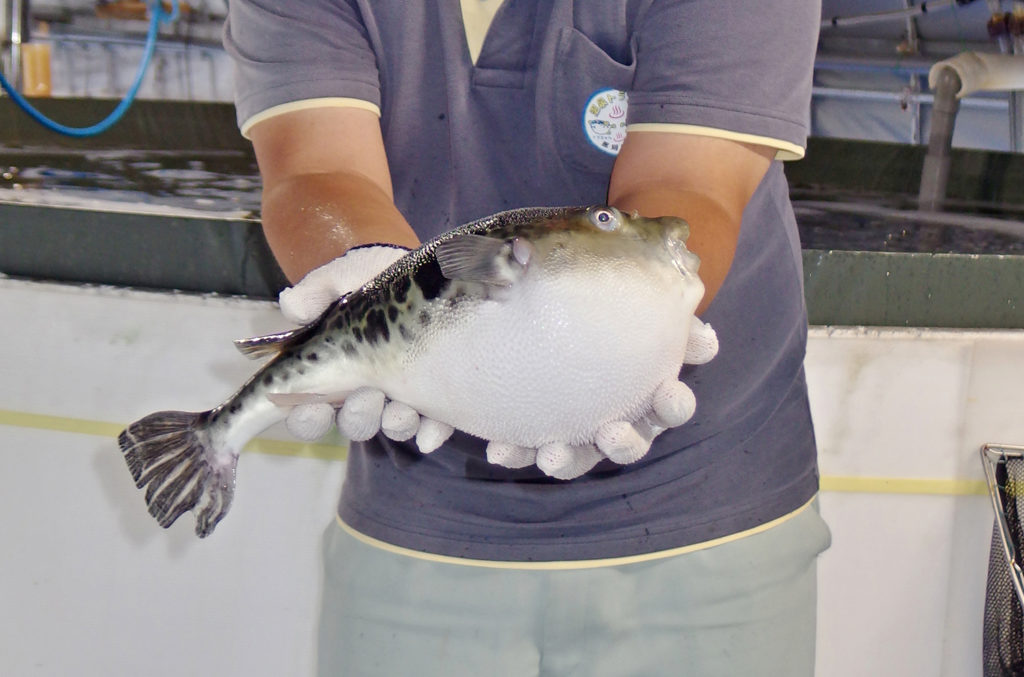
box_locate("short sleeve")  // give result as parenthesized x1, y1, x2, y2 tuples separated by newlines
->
(223, 0, 381, 132)
(628, 0, 820, 159)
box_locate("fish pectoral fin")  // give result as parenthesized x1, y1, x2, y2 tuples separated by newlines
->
(233, 328, 305, 359)
(435, 234, 528, 287)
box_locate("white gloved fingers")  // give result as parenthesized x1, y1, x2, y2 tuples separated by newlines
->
(632, 415, 665, 444)
(536, 443, 604, 480)
(415, 417, 454, 454)
(684, 317, 719, 364)
(595, 420, 654, 465)
(279, 262, 352, 325)
(649, 378, 697, 428)
(279, 282, 342, 325)
(279, 245, 409, 325)
(337, 387, 387, 442)
(285, 402, 336, 441)
(486, 442, 537, 469)
(381, 400, 420, 441)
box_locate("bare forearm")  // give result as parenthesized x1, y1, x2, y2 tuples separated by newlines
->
(609, 133, 773, 317)
(248, 107, 420, 282)
(610, 187, 740, 316)
(261, 171, 420, 283)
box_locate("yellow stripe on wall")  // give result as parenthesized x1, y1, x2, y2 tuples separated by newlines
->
(0, 409, 990, 494)
(0, 408, 347, 462)
(820, 475, 988, 496)
(0, 409, 123, 437)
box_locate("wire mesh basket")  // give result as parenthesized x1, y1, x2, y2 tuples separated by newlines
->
(982, 443, 1024, 676)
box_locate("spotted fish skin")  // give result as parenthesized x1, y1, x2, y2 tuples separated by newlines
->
(118, 205, 703, 537)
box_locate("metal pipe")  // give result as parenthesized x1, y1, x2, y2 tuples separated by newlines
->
(822, 0, 958, 29)
(919, 66, 963, 212)
(814, 55, 935, 76)
(903, 0, 923, 145)
(1010, 90, 1024, 151)
(2, 0, 26, 92)
(32, 31, 224, 54)
(811, 85, 1007, 110)
(0, 2, 6, 80)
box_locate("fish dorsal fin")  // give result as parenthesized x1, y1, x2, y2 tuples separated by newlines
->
(435, 234, 533, 287)
(233, 328, 304, 359)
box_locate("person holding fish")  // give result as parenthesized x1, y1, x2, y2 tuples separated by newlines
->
(203, 2, 833, 675)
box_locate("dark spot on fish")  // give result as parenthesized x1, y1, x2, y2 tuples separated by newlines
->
(263, 374, 274, 385)
(387, 305, 400, 323)
(419, 310, 430, 326)
(364, 308, 390, 345)
(229, 403, 241, 414)
(296, 367, 306, 376)
(341, 340, 357, 356)
(324, 335, 334, 344)
(352, 326, 363, 343)
(348, 295, 371, 318)
(331, 314, 347, 332)
(393, 276, 411, 303)
(412, 259, 446, 301)
(305, 352, 319, 362)
(398, 324, 414, 342)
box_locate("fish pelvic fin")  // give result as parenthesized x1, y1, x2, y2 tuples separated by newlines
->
(118, 410, 236, 538)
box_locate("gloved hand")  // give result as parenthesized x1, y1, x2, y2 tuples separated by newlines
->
(278, 245, 409, 324)
(486, 316, 719, 479)
(276, 245, 458, 454)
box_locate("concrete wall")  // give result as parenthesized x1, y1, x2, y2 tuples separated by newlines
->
(1, 278, 1022, 675)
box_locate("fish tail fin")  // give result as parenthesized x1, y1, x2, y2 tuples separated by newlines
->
(118, 410, 236, 538)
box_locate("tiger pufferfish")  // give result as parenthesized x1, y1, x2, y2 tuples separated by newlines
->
(118, 205, 707, 537)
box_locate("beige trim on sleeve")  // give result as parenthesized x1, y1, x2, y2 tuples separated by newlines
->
(626, 123, 805, 161)
(240, 97, 382, 139)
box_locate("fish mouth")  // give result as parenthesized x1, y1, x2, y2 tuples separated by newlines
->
(665, 232, 701, 278)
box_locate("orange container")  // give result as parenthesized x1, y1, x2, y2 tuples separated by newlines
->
(21, 42, 52, 97)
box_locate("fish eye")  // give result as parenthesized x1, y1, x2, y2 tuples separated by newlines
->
(588, 207, 621, 231)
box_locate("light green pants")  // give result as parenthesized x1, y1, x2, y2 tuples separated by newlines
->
(317, 502, 831, 677)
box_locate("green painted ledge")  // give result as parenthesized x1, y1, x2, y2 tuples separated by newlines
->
(803, 250, 1023, 329)
(2, 200, 1020, 329)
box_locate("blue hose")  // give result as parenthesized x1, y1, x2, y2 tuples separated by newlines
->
(0, 0, 179, 137)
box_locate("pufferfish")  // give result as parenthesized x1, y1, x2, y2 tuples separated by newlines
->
(119, 205, 708, 537)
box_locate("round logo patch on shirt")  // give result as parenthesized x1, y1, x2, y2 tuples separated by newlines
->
(582, 89, 628, 156)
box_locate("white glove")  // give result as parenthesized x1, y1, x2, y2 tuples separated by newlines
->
(278, 245, 408, 324)
(277, 245, 458, 454)
(488, 317, 718, 480)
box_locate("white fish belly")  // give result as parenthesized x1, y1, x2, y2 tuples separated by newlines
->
(382, 261, 700, 448)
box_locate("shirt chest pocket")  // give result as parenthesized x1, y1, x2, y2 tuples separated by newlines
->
(544, 27, 637, 175)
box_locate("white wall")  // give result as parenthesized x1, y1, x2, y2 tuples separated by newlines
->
(806, 327, 1024, 676)
(0, 280, 343, 677)
(1, 279, 1021, 676)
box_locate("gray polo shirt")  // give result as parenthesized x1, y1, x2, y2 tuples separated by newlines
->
(225, 0, 822, 562)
